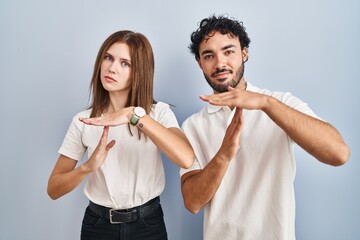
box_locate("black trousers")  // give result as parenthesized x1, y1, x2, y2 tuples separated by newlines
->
(80, 202, 168, 240)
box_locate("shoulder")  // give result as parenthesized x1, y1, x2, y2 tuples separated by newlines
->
(249, 82, 317, 117)
(248, 82, 299, 103)
(152, 101, 171, 112)
(72, 109, 92, 120)
(150, 101, 174, 116)
(67, 109, 92, 129)
(151, 101, 179, 127)
(182, 106, 208, 129)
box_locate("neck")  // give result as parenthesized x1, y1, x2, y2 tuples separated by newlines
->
(106, 91, 129, 113)
(236, 78, 247, 91)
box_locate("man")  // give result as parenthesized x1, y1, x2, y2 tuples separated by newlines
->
(180, 15, 350, 240)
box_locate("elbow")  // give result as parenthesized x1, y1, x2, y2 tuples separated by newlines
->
(47, 185, 60, 200)
(48, 195, 59, 201)
(178, 143, 195, 169)
(184, 152, 196, 169)
(326, 144, 350, 167)
(332, 145, 350, 166)
(178, 154, 196, 169)
(181, 159, 195, 169)
(184, 199, 202, 214)
(47, 189, 58, 200)
(183, 193, 203, 214)
(47, 192, 58, 200)
(186, 207, 201, 215)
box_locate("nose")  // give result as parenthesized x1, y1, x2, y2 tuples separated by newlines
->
(215, 54, 226, 69)
(108, 61, 117, 74)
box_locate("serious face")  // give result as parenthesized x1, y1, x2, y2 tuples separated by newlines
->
(197, 31, 248, 93)
(100, 42, 132, 94)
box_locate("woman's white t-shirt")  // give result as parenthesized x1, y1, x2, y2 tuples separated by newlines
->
(59, 102, 179, 209)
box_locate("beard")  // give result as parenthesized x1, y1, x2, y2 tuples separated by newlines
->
(204, 62, 245, 93)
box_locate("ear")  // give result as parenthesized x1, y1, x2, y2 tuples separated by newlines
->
(242, 48, 249, 63)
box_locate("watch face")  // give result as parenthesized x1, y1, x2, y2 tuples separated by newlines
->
(134, 107, 146, 117)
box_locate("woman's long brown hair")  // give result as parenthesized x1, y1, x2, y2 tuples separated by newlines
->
(89, 30, 155, 118)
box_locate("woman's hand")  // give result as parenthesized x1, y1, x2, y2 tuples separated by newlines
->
(47, 126, 115, 199)
(79, 107, 134, 127)
(83, 126, 115, 172)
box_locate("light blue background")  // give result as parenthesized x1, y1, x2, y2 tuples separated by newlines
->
(1, 0, 359, 239)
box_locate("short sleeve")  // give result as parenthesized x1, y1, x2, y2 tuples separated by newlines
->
(279, 92, 322, 120)
(179, 116, 202, 176)
(151, 102, 180, 128)
(58, 111, 89, 161)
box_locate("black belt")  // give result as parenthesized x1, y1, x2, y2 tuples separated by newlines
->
(88, 197, 160, 224)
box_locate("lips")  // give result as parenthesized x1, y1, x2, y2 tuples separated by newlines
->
(104, 76, 117, 82)
(213, 72, 229, 78)
(211, 69, 232, 78)
(212, 72, 231, 82)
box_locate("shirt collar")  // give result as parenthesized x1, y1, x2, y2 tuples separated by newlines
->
(206, 104, 222, 114)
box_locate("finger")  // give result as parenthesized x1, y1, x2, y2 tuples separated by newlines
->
(100, 126, 109, 144)
(229, 108, 243, 133)
(228, 86, 236, 91)
(234, 107, 244, 125)
(103, 125, 109, 135)
(79, 117, 93, 125)
(100, 127, 116, 152)
(199, 95, 210, 102)
(229, 109, 240, 127)
(79, 117, 104, 125)
(206, 94, 223, 105)
(208, 95, 234, 105)
(207, 91, 235, 100)
(234, 107, 243, 119)
(106, 140, 116, 151)
(209, 92, 242, 106)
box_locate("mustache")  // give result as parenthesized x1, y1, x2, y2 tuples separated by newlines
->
(211, 68, 233, 77)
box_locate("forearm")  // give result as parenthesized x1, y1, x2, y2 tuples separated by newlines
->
(48, 126, 116, 200)
(47, 164, 91, 200)
(181, 153, 230, 214)
(137, 115, 195, 168)
(181, 107, 243, 213)
(263, 96, 350, 166)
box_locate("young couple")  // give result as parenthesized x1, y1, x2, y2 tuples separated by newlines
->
(47, 15, 349, 240)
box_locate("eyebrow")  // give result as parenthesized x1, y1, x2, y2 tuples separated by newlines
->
(222, 44, 237, 50)
(200, 44, 237, 56)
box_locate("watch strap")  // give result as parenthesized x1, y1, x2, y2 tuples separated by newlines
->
(130, 114, 140, 126)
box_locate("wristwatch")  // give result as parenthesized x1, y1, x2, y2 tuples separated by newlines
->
(130, 107, 146, 126)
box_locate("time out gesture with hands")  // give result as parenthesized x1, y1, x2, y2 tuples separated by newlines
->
(200, 84, 349, 166)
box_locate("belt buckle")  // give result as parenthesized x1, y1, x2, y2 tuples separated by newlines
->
(109, 209, 123, 224)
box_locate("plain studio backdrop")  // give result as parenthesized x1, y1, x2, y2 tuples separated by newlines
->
(0, 0, 359, 239)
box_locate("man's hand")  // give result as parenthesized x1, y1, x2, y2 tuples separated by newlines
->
(216, 107, 244, 162)
(200, 86, 268, 110)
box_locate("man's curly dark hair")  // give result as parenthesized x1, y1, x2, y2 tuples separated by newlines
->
(189, 14, 251, 60)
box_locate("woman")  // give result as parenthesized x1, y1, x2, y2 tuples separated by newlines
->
(47, 30, 194, 240)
